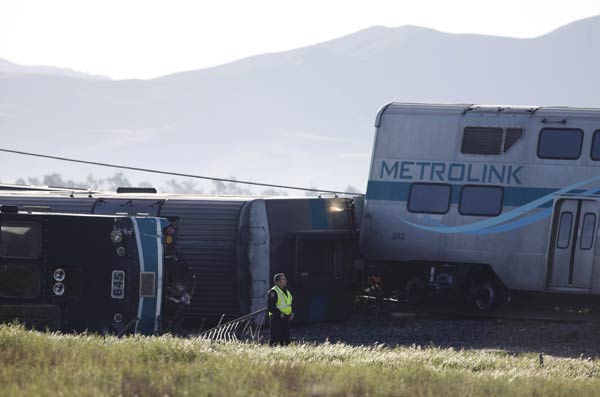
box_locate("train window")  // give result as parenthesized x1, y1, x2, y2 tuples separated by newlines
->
(580, 213, 597, 250)
(461, 127, 503, 155)
(0, 264, 41, 299)
(0, 221, 42, 259)
(556, 212, 573, 249)
(459, 185, 504, 216)
(591, 130, 600, 161)
(504, 128, 524, 152)
(407, 183, 451, 214)
(537, 128, 583, 160)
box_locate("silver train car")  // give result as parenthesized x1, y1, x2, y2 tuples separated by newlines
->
(0, 188, 358, 324)
(361, 103, 600, 310)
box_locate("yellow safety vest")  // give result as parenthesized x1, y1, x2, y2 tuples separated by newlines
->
(269, 286, 293, 316)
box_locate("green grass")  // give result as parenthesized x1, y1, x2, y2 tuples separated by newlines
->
(1, 325, 599, 396)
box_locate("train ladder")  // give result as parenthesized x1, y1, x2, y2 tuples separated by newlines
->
(199, 308, 267, 343)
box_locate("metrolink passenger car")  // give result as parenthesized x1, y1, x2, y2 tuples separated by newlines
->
(361, 103, 600, 310)
(0, 205, 190, 334)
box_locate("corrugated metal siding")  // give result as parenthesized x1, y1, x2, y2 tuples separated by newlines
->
(160, 199, 245, 322)
(0, 196, 96, 213)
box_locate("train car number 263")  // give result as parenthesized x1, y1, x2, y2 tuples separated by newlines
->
(391, 232, 406, 241)
(111, 270, 125, 299)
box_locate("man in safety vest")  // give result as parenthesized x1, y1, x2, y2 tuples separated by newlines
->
(267, 273, 293, 346)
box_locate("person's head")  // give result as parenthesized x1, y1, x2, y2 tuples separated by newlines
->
(274, 273, 287, 288)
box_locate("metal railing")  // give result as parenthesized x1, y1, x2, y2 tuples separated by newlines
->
(198, 309, 267, 343)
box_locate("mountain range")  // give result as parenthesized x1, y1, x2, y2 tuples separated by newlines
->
(1, 16, 600, 192)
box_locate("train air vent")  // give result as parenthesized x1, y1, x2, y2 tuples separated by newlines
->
(0, 205, 18, 213)
(116, 187, 157, 194)
(21, 206, 51, 213)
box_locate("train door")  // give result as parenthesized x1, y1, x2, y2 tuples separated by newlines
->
(547, 198, 599, 290)
(293, 231, 357, 322)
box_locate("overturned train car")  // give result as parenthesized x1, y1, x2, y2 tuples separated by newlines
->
(0, 190, 359, 325)
(0, 205, 190, 334)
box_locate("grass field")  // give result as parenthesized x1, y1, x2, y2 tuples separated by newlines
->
(1, 324, 600, 397)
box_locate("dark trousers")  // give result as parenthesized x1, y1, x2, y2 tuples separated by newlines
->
(269, 316, 290, 346)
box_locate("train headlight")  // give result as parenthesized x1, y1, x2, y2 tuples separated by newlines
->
(110, 230, 124, 243)
(53, 268, 65, 282)
(116, 247, 126, 257)
(165, 235, 174, 245)
(53, 282, 65, 296)
(113, 313, 123, 323)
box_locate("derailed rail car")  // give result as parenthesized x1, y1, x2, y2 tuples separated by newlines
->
(0, 205, 190, 334)
(362, 103, 600, 312)
(245, 198, 358, 322)
(0, 191, 359, 325)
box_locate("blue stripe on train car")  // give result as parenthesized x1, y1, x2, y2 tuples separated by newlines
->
(133, 217, 162, 335)
(307, 293, 327, 322)
(365, 180, 584, 208)
(368, 177, 600, 235)
(310, 200, 328, 230)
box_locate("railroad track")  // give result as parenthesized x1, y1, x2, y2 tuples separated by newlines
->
(358, 295, 600, 322)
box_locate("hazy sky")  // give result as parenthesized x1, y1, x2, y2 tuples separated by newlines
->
(2, 0, 600, 79)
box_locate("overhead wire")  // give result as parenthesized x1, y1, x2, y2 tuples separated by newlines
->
(0, 148, 364, 196)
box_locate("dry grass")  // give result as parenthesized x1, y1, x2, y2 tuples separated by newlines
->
(0, 324, 599, 396)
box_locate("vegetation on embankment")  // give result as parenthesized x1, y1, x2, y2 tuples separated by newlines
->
(0, 324, 598, 396)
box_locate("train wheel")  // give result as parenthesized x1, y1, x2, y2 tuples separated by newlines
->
(405, 276, 426, 306)
(470, 280, 498, 311)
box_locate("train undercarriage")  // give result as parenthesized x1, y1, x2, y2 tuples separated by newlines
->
(359, 261, 600, 321)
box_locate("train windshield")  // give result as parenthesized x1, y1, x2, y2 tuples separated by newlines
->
(0, 264, 41, 298)
(0, 222, 42, 258)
